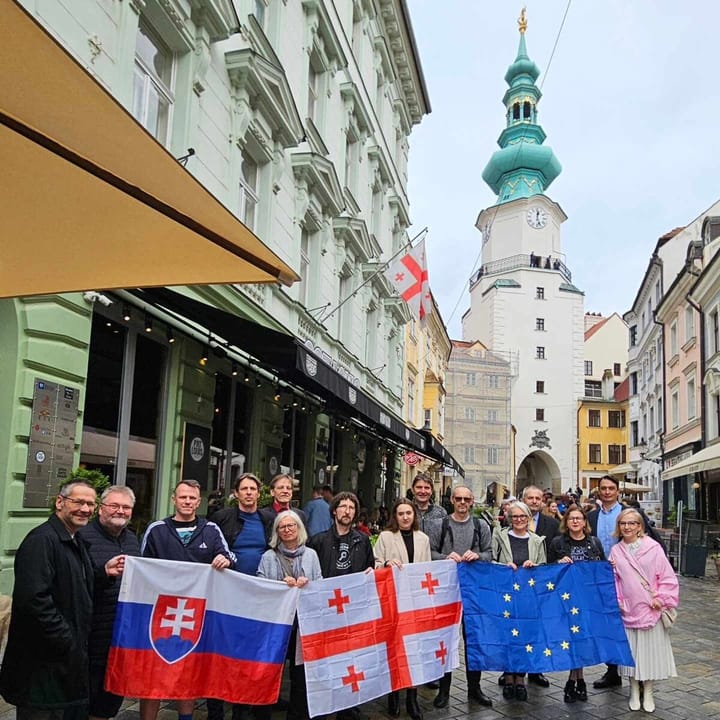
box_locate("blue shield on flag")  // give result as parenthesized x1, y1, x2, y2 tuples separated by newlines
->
(150, 594, 206, 663)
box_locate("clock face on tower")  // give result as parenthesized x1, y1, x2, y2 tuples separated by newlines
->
(526, 206, 548, 229)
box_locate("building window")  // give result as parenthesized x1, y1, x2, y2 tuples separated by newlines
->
(657, 398, 663, 433)
(132, 20, 174, 144)
(487, 409, 498, 423)
(464, 446, 475, 464)
(711, 310, 720, 355)
(536, 346, 545, 359)
(588, 444, 601, 464)
(239, 151, 259, 231)
(536, 287, 545, 300)
(608, 410, 626, 428)
(337, 269, 353, 341)
(630, 372, 638, 394)
(253, 0, 266, 28)
(423, 408, 432, 430)
(614, 362, 621, 376)
(585, 380, 602, 398)
(488, 375, 499, 389)
(464, 407, 475, 421)
(299, 229, 310, 307)
(630, 420, 639, 446)
(365, 303, 377, 367)
(465, 372, 477, 387)
(687, 377, 696, 419)
(536, 318, 545, 331)
(407, 377, 415, 421)
(536, 380, 545, 393)
(535, 408, 545, 421)
(671, 390, 679, 429)
(584, 360, 593, 376)
(629, 325, 637, 346)
(588, 409, 601, 427)
(307, 61, 319, 121)
(685, 305, 694, 343)
(487, 447, 498, 465)
(608, 445, 626, 465)
(669, 320, 678, 357)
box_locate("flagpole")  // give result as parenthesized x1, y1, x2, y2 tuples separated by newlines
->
(320, 227, 428, 323)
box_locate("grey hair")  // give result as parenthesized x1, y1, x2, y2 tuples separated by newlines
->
(269, 510, 307, 549)
(59, 481, 95, 498)
(507, 500, 532, 519)
(100, 485, 136, 505)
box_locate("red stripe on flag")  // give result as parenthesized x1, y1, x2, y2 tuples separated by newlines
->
(105, 647, 284, 703)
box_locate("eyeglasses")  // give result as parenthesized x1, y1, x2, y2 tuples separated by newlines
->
(278, 523, 297, 531)
(102, 503, 133, 513)
(453, 497, 472, 503)
(567, 516, 585, 522)
(509, 515, 528, 520)
(619, 521, 639, 526)
(62, 498, 97, 509)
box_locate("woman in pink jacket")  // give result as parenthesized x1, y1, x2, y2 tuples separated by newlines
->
(609, 508, 678, 713)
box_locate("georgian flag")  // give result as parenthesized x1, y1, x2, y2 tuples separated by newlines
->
(384, 239, 432, 324)
(298, 561, 462, 717)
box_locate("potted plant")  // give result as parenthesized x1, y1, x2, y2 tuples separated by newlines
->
(49, 467, 111, 513)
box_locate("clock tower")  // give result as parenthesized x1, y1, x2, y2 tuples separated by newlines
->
(463, 10, 585, 496)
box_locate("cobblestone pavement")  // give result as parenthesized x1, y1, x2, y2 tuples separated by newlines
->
(1, 565, 717, 720)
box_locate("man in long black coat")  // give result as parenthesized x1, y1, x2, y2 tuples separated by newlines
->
(0, 481, 124, 720)
(79, 485, 140, 720)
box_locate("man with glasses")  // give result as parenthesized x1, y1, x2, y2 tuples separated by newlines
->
(0, 481, 125, 720)
(79, 486, 140, 720)
(427, 486, 493, 708)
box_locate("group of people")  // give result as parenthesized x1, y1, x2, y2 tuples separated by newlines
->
(0, 471, 678, 720)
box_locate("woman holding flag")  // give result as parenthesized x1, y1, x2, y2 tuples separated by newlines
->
(258, 510, 322, 720)
(373, 498, 431, 720)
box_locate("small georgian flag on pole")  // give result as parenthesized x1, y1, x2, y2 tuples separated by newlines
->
(384, 239, 432, 324)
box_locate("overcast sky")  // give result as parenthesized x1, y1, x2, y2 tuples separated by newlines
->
(406, 0, 720, 338)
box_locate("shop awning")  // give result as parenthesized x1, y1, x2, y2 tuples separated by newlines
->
(418, 429, 464, 476)
(662, 443, 720, 481)
(607, 463, 635, 477)
(132, 287, 436, 458)
(617, 481, 653, 494)
(0, 1, 298, 298)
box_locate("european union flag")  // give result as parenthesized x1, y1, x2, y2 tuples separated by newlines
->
(458, 562, 634, 672)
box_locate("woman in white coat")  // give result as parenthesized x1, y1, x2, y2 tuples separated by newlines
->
(374, 498, 431, 720)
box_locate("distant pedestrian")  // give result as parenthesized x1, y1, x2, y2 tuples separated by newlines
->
(302, 485, 332, 537)
(610, 508, 678, 713)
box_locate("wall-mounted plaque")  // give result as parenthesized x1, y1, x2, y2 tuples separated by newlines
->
(24, 379, 80, 507)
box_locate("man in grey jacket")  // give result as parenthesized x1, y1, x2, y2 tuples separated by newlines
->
(427, 485, 493, 708)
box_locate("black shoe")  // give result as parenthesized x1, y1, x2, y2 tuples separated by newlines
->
(406, 690, 422, 720)
(575, 679, 587, 701)
(432, 692, 449, 709)
(563, 680, 577, 704)
(275, 699, 290, 712)
(497, 674, 506, 686)
(467, 688, 492, 707)
(514, 685, 528, 702)
(528, 673, 550, 688)
(387, 692, 400, 718)
(502, 685, 514, 700)
(593, 672, 621, 689)
(425, 682, 439, 690)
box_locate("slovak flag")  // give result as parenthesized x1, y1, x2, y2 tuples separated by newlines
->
(298, 560, 462, 717)
(105, 557, 298, 704)
(384, 239, 432, 324)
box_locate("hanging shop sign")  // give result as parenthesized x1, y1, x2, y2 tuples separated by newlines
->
(181, 423, 212, 490)
(403, 452, 421, 466)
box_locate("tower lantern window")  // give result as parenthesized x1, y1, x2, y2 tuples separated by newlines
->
(512, 103, 520, 120)
(523, 101, 532, 119)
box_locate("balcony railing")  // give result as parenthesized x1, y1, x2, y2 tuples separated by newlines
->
(470, 253, 572, 287)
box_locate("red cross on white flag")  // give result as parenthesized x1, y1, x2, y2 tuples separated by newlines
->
(384, 239, 432, 325)
(297, 560, 461, 717)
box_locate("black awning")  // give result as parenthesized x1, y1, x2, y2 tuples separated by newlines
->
(418, 429, 464, 476)
(132, 287, 428, 453)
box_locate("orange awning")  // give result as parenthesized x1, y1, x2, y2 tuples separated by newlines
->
(0, 1, 298, 298)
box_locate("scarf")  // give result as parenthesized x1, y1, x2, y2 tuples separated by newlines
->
(275, 543, 306, 579)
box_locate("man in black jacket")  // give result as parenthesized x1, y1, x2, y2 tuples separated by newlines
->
(308, 492, 373, 720)
(79, 485, 140, 720)
(0, 481, 124, 720)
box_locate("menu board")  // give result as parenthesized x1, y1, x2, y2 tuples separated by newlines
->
(24, 379, 80, 507)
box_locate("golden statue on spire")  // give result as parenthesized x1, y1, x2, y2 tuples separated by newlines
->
(518, 6, 527, 34)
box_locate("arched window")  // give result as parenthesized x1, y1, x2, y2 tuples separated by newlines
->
(523, 101, 532, 119)
(512, 103, 520, 120)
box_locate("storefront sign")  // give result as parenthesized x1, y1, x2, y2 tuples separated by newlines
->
(181, 423, 211, 489)
(403, 452, 421, 466)
(24, 379, 80, 508)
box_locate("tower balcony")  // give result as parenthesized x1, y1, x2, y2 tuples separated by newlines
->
(469, 253, 572, 289)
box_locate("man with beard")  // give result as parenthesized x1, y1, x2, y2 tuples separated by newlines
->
(308, 492, 374, 720)
(79, 485, 140, 720)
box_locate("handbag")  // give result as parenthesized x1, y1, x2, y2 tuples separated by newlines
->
(661, 606, 677, 629)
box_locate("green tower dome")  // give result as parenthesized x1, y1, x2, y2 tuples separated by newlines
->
(482, 10, 561, 204)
